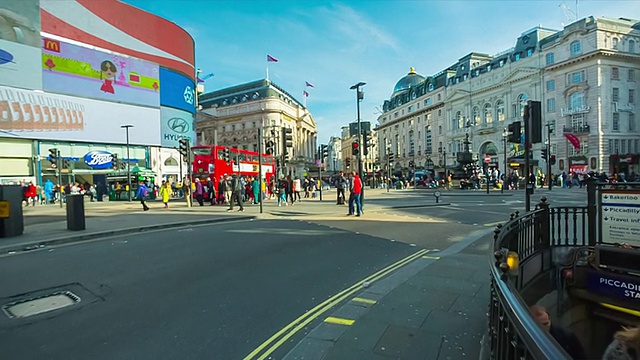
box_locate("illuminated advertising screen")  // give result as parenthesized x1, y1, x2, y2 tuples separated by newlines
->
(0, 85, 160, 146)
(160, 106, 195, 148)
(159, 68, 196, 114)
(0, 0, 42, 89)
(41, 38, 160, 107)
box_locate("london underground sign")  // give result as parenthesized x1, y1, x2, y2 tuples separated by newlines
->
(485, 155, 491, 163)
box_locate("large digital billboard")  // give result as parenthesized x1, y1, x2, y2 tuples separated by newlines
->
(160, 106, 195, 148)
(0, 0, 42, 90)
(42, 38, 160, 107)
(0, 85, 160, 146)
(160, 68, 196, 114)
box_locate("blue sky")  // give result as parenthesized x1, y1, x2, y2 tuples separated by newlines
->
(124, 0, 640, 144)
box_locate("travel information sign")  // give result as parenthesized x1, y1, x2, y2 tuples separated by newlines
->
(601, 190, 640, 245)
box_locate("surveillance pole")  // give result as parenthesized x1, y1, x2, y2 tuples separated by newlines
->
(350, 82, 366, 203)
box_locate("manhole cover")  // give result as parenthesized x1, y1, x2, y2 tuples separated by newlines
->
(2, 291, 81, 319)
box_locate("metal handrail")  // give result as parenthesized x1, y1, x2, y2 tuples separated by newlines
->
(489, 259, 571, 359)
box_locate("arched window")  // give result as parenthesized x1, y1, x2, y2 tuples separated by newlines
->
(456, 111, 464, 129)
(483, 103, 493, 124)
(570, 92, 585, 110)
(428, 83, 434, 91)
(612, 37, 619, 49)
(630, 40, 636, 53)
(496, 100, 505, 121)
(472, 106, 480, 126)
(517, 93, 528, 117)
(164, 157, 178, 166)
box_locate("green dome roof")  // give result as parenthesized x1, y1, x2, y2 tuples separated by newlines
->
(392, 67, 425, 96)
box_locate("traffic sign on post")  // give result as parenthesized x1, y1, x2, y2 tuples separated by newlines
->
(485, 155, 491, 163)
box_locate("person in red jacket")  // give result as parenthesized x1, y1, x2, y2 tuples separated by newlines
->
(348, 171, 363, 217)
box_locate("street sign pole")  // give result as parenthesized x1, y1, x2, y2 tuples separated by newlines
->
(258, 129, 263, 214)
(485, 155, 491, 194)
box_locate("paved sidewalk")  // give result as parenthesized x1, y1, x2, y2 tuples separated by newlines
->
(283, 230, 493, 360)
(2, 187, 442, 255)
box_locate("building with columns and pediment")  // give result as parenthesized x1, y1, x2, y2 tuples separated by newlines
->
(196, 79, 318, 178)
(376, 16, 640, 182)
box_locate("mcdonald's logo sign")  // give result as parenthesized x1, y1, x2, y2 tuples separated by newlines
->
(43, 38, 60, 53)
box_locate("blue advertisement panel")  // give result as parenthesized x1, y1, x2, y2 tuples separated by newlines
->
(587, 270, 640, 304)
(159, 68, 195, 114)
(160, 106, 195, 148)
(42, 37, 160, 107)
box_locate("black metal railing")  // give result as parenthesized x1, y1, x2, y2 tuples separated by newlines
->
(486, 178, 640, 359)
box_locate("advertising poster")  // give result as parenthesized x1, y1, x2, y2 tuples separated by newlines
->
(159, 68, 195, 114)
(42, 38, 160, 107)
(0, 85, 160, 146)
(0, 0, 43, 89)
(601, 190, 640, 245)
(160, 106, 195, 148)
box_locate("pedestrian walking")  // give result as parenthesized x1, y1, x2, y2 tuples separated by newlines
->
(159, 180, 171, 208)
(335, 171, 346, 205)
(348, 171, 363, 217)
(227, 175, 245, 212)
(182, 176, 192, 207)
(136, 181, 150, 211)
(207, 178, 216, 205)
(195, 178, 204, 206)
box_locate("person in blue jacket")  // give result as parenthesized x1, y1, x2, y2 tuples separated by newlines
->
(44, 179, 55, 204)
(136, 181, 150, 211)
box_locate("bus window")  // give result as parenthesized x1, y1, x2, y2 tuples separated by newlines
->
(192, 148, 212, 155)
(217, 149, 225, 160)
(238, 153, 247, 161)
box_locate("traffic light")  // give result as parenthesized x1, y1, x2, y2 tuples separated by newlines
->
(62, 159, 70, 169)
(178, 138, 189, 158)
(409, 160, 415, 168)
(223, 147, 231, 163)
(49, 148, 58, 165)
(527, 101, 542, 144)
(541, 149, 548, 161)
(352, 141, 359, 156)
(550, 155, 557, 165)
(282, 127, 293, 150)
(507, 122, 522, 143)
(362, 131, 370, 156)
(388, 152, 394, 166)
(112, 153, 119, 170)
(346, 158, 351, 168)
(321, 144, 328, 162)
(265, 140, 275, 155)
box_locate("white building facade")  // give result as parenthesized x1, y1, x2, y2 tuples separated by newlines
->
(196, 80, 318, 178)
(376, 16, 640, 180)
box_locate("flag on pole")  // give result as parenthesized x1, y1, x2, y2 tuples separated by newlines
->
(303, 90, 309, 97)
(305, 81, 314, 88)
(267, 54, 278, 62)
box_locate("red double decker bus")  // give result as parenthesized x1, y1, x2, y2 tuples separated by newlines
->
(191, 145, 276, 194)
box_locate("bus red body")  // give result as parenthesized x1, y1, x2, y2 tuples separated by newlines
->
(191, 145, 276, 195)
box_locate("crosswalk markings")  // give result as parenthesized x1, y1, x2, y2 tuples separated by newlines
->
(422, 255, 441, 260)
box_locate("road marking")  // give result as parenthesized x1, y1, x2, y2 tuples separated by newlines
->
(351, 297, 377, 305)
(243, 248, 428, 360)
(324, 316, 355, 326)
(422, 255, 441, 260)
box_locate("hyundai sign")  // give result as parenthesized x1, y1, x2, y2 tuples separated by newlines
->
(160, 106, 195, 148)
(83, 150, 114, 169)
(159, 68, 196, 114)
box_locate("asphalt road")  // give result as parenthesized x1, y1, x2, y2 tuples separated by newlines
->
(0, 219, 416, 360)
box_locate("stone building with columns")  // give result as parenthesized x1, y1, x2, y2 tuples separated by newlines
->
(376, 16, 640, 181)
(196, 79, 318, 177)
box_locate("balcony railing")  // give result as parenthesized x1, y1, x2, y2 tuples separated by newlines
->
(562, 124, 590, 134)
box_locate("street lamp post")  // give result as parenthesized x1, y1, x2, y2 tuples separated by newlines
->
(121, 125, 134, 201)
(350, 81, 366, 199)
(502, 128, 509, 194)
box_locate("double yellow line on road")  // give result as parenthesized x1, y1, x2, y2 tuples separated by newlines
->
(243, 248, 429, 360)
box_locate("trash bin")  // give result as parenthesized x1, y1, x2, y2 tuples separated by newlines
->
(0, 185, 24, 238)
(66, 194, 86, 231)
